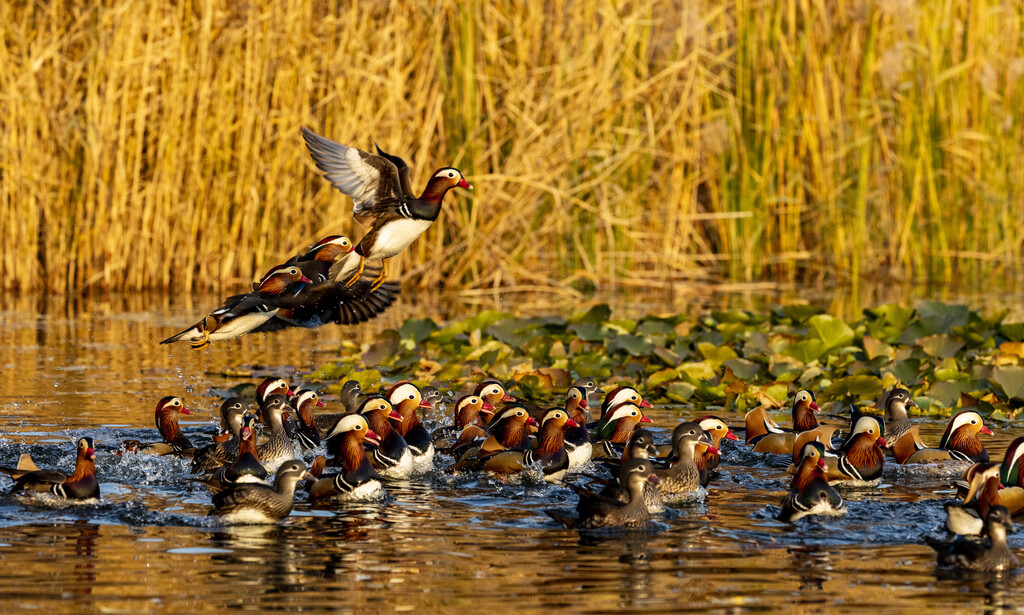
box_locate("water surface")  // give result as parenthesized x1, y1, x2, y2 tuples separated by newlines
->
(0, 291, 1022, 613)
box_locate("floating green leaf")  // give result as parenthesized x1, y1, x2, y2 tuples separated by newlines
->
(808, 314, 855, 350)
(608, 334, 654, 357)
(723, 358, 762, 380)
(400, 318, 438, 343)
(992, 365, 1024, 401)
(819, 375, 883, 402)
(916, 334, 965, 359)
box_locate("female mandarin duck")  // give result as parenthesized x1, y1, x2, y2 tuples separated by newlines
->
(300, 126, 471, 290)
(890, 410, 992, 464)
(594, 428, 664, 513)
(655, 422, 718, 501)
(307, 414, 383, 502)
(386, 382, 435, 473)
(744, 390, 836, 455)
(880, 388, 916, 449)
(189, 398, 249, 473)
(482, 408, 578, 483)
(778, 442, 846, 522)
(209, 459, 312, 524)
(544, 459, 660, 529)
(255, 396, 300, 473)
(927, 505, 1020, 571)
(192, 413, 268, 493)
(0, 437, 100, 500)
(358, 397, 413, 479)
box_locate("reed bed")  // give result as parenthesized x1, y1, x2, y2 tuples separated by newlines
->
(1, 0, 1022, 294)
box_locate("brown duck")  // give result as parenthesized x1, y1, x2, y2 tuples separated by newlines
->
(483, 409, 577, 483)
(544, 459, 660, 529)
(1, 437, 100, 500)
(308, 414, 383, 501)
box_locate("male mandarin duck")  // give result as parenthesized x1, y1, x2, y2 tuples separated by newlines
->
(927, 505, 1020, 572)
(450, 405, 537, 471)
(594, 386, 652, 426)
(160, 266, 312, 348)
(561, 386, 593, 470)
(300, 126, 471, 290)
(161, 233, 401, 348)
(357, 397, 413, 479)
(191, 413, 268, 494)
(154, 396, 194, 452)
(880, 388, 917, 449)
(120, 396, 196, 457)
(0, 437, 100, 500)
(256, 377, 293, 406)
(591, 402, 653, 458)
(544, 459, 660, 529)
(432, 394, 494, 453)
(307, 414, 383, 502)
(1001, 437, 1024, 489)
(255, 396, 300, 473)
(778, 442, 846, 523)
(744, 390, 835, 455)
(945, 463, 1024, 535)
(938, 410, 993, 462)
(655, 422, 717, 501)
(482, 408, 577, 483)
(386, 382, 435, 473)
(791, 416, 886, 487)
(890, 410, 992, 465)
(291, 389, 325, 450)
(209, 459, 312, 524)
(474, 381, 517, 424)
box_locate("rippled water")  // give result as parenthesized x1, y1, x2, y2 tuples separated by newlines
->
(1, 292, 1023, 613)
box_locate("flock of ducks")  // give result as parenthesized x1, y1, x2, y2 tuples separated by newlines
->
(1, 377, 1020, 572)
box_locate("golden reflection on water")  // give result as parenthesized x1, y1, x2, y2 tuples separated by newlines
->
(0, 288, 1023, 612)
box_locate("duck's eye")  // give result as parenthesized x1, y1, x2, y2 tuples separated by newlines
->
(409, 395, 415, 400)
(355, 425, 362, 430)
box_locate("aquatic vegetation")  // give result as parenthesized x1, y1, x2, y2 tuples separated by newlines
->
(306, 301, 1024, 420)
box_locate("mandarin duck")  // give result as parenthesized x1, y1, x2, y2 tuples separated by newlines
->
(431, 394, 494, 452)
(561, 386, 593, 469)
(592, 428, 664, 513)
(300, 126, 471, 291)
(160, 265, 312, 348)
(891, 410, 992, 465)
(307, 414, 383, 502)
(880, 388, 916, 448)
(570, 376, 605, 408)
(778, 442, 846, 522)
(544, 459, 660, 529)
(0, 437, 100, 500)
(291, 389, 325, 450)
(209, 459, 312, 524)
(120, 396, 196, 457)
(451, 405, 537, 471)
(387, 382, 435, 473)
(654, 422, 717, 501)
(744, 390, 835, 455)
(190, 398, 249, 473)
(1001, 437, 1024, 489)
(358, 397, 413, 479)
(191, 413, 268, 493)
(591, 402, 653, 458)
(474, 381, 517, 424)
(945, 463, 1024, 535)
(482, 408, 577, 483)
(794, 416, 886, 487)
(591, 386, 652, 428)
(927, 505, 1020, 571)
(256, 396, 300, 473)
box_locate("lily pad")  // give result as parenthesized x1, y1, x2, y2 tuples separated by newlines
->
(723, 358, 762, 380)
(608, 334, 654, 357)
(400, 318, 438, 344)
(916, 334, 965, 359)
(991, 365, 1024, 401)
(808, 314, 855, 350)
(666, 382, 696, 403)
(819, 375, 883, 402)
(570, 304, 612, 325)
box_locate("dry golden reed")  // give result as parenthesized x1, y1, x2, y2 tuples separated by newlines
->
(2, 0, 1022, 294)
